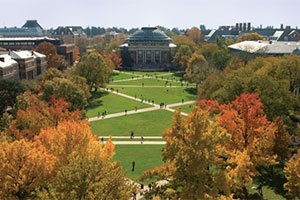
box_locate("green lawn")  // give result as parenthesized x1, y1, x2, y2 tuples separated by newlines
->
(109, 87, 196, 105)
(129, 71, 171, 76)
(90, 109, 174, 136)
(171, 103, 197, 113)
(110, 72, 137, 81)
(113, 145, 165, 183)
(86, 91, 152, 118)
(159, 72, 185, 81)
(109, 78, 182, 86)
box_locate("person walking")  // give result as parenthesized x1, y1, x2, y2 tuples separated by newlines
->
(140, 184, 144, 195)
(101, 137, 104, 144)
(135, 106, 138, 112)
(130, 131, 134, 139)
(125, 109, 127, 116)
(132, 161, 135, 172)
(141, 136, 144, 144)
(97, 112, 100, 118)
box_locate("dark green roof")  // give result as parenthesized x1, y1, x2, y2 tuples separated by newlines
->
(125, 27, 171, 43)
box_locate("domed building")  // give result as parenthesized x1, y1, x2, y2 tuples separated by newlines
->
(120, 27, 176, 71)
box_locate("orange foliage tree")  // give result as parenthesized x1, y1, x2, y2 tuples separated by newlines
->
(187, 27, 204, 44)
(0, 139, 55, 199)
(35, 42, 61, 68)
(199, 93, 277, 195)
(35, 120, 135, 199)
(6, 92, 82, 140)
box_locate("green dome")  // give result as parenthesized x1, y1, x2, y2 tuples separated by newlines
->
(125, 27, 171, 43)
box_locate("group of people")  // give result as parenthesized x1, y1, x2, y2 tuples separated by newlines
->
(97, 111, 107, 119)
(130, 131, 144, 144)
(159, 102, 167, 109)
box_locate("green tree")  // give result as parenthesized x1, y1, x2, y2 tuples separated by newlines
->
(41, 78, 88, 111)
(172, 45, 193, 69)
(0, 80, 25, 117)
(75, 52, 110, 91)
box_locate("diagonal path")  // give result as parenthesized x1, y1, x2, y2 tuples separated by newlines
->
(101, 141, 166, 145)
(88, 88, 196, 122)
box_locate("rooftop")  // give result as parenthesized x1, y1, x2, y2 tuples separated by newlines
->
(0, 54, 18, 68)
(228, 40, 300, 55)
(10, 50, 34, 59)
(125, 27, 171, 43)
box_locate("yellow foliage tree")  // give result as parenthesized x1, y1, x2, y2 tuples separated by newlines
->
(35, 120, 135, 199)
(142, 108, 232, 199)
(0, 139, 55, 199)
(236, 33, 264, 42)
(284, 149, 300, 198)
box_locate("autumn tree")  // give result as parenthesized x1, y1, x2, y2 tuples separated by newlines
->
(199, 93, 277, 196)
(172, 35, 198, 53)
(74, 52, 110, 91)
(35, 42, 61, 68)
(141, 108, 232, 199)
(273, 117, 293, 161)
(0, 139, 55, 199)
(187, 27, 203, 44)
(284, 149, 300, 198)
(6, 92, 82, 140)
(35, 121, 135, 199)
(73, 45, 81, 62)
(236, 32, 264, 42)
(172, 45, 193, 69)
(185, 53, 215, 86)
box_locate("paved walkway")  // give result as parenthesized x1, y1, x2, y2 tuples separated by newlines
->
(107, 85, 194, 88)
(100, 136, 163, 139)
(101, 141, 166, 145)
(88, 90, 195, 122)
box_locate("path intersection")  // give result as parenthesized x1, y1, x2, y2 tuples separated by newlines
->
(88, 70, 196, 145)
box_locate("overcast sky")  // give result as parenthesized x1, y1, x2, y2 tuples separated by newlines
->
(1, 0, 300, 29)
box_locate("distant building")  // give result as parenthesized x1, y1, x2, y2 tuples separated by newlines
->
(0, 50, 47, 80)
(51, 26, 86, 43)
(0, 54, 19, 80)
(228, 40, 300, 56)
(120, 27, 176, 71)
(202, 22, 300, 42)
(0, 20, 45, 37)
(0, 37, 74, 66)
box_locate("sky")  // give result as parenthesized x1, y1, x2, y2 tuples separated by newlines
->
(1, 0, 300, 30)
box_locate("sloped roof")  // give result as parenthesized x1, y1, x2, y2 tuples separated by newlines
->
(229, 40, 300, 54)
(22, 20, 43, 29)
(10, 50, 34, 59)
(0, 54, 18, 68)
(125, 27, 171, 43)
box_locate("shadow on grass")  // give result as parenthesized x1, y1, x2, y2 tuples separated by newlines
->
(184, 87, 197, 95)
(86, 91, 109, 110)
(254, 164, 287, 197)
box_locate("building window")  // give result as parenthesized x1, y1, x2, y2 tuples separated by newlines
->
(146, 51, 151, 64)
(155, 51, 160, 63)
(138, 51, 143, 64)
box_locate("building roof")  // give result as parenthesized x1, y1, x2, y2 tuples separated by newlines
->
(33, 51, 46, 58)
(0, 36, 56, 41)
(22, 20, 43, 29)
(10, 50, 34, 59)
(0, 27, 44, 37)
(125, 27, 171, 43)
(0, 54, 18, 68)
(228, 40, 300, 55)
